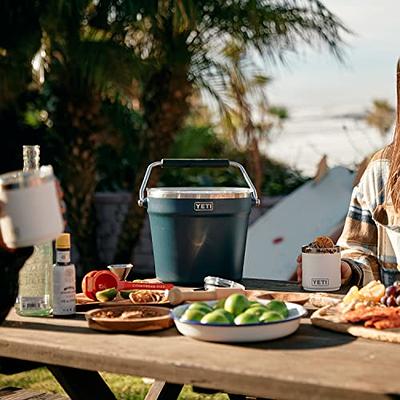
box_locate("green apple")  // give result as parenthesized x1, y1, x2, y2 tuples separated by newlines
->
(200, 311, 231, 325)
(259, 311, 284, 323)
(213, 298, 226, 310)
(213, 308, 234, 323)
(188, 302, 213, 314)
(264, 300, 289, 318)
(224, 293, 250, 316)
(234, 312, 260, 325)
(244, 306, 268, 318)
(181, 309, 206, 322)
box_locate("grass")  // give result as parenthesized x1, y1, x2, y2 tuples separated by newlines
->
(0, 368, 229, 400)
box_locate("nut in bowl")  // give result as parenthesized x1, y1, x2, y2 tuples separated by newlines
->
(171, 294, 306, 343)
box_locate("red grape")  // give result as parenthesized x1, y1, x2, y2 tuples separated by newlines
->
(380, 295, 388, 305)
(396, 295, 400, 306)
(386, 296, 397, 307)
(386, 286, 397, 297)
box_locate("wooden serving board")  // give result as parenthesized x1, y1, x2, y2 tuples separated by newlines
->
(251, 290, 310, 305)
(311, 305, 400, 344)
(76, 293, 169, 311)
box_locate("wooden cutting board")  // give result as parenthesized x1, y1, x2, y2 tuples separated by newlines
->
(311, 305, 400, 344)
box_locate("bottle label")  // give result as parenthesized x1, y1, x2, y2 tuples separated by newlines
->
(20, 296, 48, 310)
(52, 264, 76, 315)
(56, 250, 71, 264)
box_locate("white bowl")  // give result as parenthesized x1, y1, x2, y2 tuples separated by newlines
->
(171, 300, 307, 343)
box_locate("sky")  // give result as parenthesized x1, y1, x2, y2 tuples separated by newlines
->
(261, 0, 399, 176)
(267, 0, 399, 114)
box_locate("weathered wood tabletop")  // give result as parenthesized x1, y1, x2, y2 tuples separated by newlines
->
(1, 280, 399, 400)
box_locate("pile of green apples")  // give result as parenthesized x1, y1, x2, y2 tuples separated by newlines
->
(180, 293, 289, 325)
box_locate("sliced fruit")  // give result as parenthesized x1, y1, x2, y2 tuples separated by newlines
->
(120, 290, 134, 299)
(95, 287, 118, 302)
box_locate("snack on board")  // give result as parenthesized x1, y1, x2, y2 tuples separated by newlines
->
(303, 236, 336, 253)
(311, 236, 335, 249)
(91, 308, 160, 320)
(342, 280, 385, 305)
(329, 280, 400, 330)
(344, 306, 400, 330)
(128, 290, 167, 304)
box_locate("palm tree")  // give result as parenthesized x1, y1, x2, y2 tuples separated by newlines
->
(37, 1, 142, 270)
(0, 0, 350, 269)
(109, 0, 350, 261)
(216, 41, 289, 194)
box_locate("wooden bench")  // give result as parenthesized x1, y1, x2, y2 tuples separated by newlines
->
(0, 387, 67, 400)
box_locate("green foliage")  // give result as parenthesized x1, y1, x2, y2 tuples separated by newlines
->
(156, 124, 308, 196)
(96, 102, 145, 191)
(159, 125, 245, 188)
(261, 158, 309, 196)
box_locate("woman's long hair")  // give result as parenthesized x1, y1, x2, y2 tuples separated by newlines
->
(385, 60, 400, 208)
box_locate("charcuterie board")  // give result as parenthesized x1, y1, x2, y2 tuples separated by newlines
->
(76, 293, 169, 311)
(311, 305, 400, 344)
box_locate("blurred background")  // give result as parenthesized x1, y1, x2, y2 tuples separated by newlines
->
(0, 0, 397, 277)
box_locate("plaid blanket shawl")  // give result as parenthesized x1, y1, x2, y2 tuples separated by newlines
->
(338, 149, 400, 286)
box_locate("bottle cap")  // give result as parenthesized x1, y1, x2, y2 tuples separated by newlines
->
(56, 233, 70, 249)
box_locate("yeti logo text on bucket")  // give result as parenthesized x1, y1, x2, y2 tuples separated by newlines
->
(311, 278, 329, 287)
(194, 202, 214, 212)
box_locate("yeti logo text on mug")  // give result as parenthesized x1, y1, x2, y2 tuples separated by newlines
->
(311, 278, 329, 287)
(194, 202, 214, 212)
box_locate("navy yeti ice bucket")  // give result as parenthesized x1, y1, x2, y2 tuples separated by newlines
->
(138, 159, 259, 285)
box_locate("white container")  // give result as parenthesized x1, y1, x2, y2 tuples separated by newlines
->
(171, 300, 307, 343)
(0, 166, 63, 248)
(301, 245, 341, 292)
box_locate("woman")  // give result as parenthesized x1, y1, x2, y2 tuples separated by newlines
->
(297, 61, 400, 287)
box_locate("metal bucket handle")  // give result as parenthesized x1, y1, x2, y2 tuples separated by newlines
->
(138, 158, 260, 207)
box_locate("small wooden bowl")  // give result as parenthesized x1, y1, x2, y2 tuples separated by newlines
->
(85, 305, 173, 332)
(255, 292, 310, 305)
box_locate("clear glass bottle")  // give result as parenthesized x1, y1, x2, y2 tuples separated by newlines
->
(15, 145, 53, 316)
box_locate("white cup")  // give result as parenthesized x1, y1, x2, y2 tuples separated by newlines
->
(301, 245, 341, 292)
(0, 166, 63, 248)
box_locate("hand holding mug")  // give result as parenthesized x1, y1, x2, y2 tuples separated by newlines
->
(296, 254, 352, 285)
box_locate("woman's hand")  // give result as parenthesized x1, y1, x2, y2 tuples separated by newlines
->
(296, 254, 352, 285)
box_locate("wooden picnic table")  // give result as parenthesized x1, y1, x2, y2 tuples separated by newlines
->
(0, 279, 400, 400)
